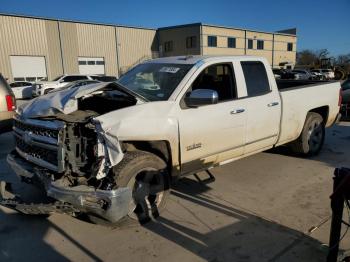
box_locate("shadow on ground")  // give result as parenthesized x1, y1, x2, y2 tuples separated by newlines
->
(0, 210, 104, 261)
(142, 177, 328, 262)
(266, 123, 350, 168)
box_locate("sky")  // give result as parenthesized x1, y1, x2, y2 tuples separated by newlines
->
(0, 0, 349, 56)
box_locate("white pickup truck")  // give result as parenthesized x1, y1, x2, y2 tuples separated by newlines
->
(2, 56, 341, 225)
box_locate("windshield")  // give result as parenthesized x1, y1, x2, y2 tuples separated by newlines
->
(118, 63, 193, 101)
(52, 75, 64, 81)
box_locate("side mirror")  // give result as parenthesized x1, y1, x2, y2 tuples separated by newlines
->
(184, 89, 218, 107)
(59, 79, 64, 83)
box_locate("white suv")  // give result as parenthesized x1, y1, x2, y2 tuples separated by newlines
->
(33, 75, 92, 96)
(311, 69, 335, 80)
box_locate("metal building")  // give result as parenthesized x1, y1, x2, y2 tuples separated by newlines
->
(0, 14, 158, 82)
(0, 14, 297, 82)
(158, 23, 297, 68)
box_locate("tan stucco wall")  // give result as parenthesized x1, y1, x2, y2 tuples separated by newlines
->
(273, 34, 297, 67)
(200, 25, 297, 67)
(201, 25, 245, 56)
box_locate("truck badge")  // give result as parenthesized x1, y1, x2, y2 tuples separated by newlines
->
(186, 143, 202, 151)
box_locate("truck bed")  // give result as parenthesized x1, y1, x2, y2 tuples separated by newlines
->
(276, 80, 340, 147)
(276, 79, 331, 91)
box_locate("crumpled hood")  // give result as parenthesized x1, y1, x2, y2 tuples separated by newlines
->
(18, 82, 113, 119)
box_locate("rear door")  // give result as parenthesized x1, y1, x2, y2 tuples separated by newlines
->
(239, 61, 281, 154)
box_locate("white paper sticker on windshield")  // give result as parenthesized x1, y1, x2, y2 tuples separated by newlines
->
(159, 67, 180, 73)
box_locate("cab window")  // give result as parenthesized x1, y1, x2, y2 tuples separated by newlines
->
(241, 61, 270, 97)
(190, 63, 237, 102)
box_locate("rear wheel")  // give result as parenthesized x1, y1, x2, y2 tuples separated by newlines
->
(290, 112, 325, 156)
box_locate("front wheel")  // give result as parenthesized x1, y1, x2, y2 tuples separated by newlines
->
(89, 151, 170, 226)
(290, 112, 325, 156)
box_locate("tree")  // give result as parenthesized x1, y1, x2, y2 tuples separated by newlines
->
(296, 49, 318, 65)
(297, 48, 331, 66)
(337, 54, 350, 65)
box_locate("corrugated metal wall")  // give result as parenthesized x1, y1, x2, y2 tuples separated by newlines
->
(115, 27, 158, 75)
(0, 16, 50, 80)
(58, 21, 79, 74)
(0, 14, 157, 81)
(76, 23, 118, 76)
(45, 20, 63, 78)
(158, 26, 200, 57)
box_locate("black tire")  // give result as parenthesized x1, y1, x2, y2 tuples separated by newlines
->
(43, 88, 54, 95)
(290, 112, 325, 156)
(88, 150, 170, 227)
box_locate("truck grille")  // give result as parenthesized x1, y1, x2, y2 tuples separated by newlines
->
(14, 120, 59, 139)
(15, 136, 58, 166)
(13, 117, 65, 172)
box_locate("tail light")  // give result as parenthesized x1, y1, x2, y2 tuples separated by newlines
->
(338, 88, 342, 107)
(5, 95, 16, 111)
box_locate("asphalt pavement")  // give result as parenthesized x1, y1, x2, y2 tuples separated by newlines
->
(1, 122, 350, 261)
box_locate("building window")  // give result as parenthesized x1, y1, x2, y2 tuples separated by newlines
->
(247, 39, 253, 49)
(257, 40, 264, 50)
(13, 77, 25, 82)
(186, 36, 197, 48)
(208, 36, 217, 47)
(96, 60, 105, 65)
(78, 60, 87, 65)
(287, 42, 293, 51)
(227, 37, 236, 48)
(164, 41, 173, 52)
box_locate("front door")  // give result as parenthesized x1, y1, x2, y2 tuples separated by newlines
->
(178, 63, 247, 174)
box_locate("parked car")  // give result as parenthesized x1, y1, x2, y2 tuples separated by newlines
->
(0, 74, 16, 134)
(2, 56, 341, 225)
(341, 79, 350, 105)
(9, 81, 33, 99)
(311, 69, 335, 80)
(272, 69, 295, 80)
(33, 74, 118, 96)
(33, 74, 92, 96)
(292, 69, 313, 80)
(49, 80, 100, 93)
(310, 71, 325, 80)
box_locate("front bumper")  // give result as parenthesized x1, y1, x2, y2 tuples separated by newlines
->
(5, 151, 132, 223)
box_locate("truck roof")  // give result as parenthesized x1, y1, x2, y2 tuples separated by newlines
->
(145, 55, 266, 65)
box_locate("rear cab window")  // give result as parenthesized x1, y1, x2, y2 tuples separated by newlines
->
(240, 61, 271, 97)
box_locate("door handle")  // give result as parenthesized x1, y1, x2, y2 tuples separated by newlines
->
(267, 102, 279, 107)
(231, 109, 245, 114)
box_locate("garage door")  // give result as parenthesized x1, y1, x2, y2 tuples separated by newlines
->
(78, 57, 105, 75)
(10, 56, 47, 82)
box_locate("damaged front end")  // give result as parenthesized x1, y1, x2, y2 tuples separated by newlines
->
(1, 82, 141, 223)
